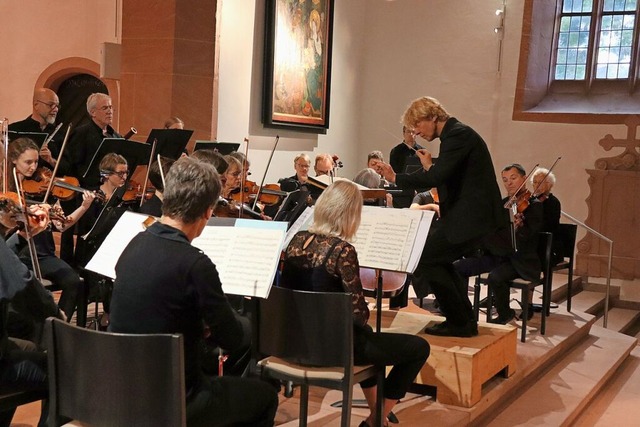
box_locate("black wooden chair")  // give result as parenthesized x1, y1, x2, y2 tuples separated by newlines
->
(551, 223, 578, 312)
(252, 286, 384, 427)
(487, 232, 554, 342)
(46, 317, 186, 427)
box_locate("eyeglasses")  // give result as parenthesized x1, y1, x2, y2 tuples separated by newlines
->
(295, 163, 310, 169)
(111, 171, 128, 179)
(36, 100, 60, 110)
(98, 105, 114, 111)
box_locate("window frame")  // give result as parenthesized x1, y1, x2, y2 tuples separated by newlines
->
(513, 0, 640, 124)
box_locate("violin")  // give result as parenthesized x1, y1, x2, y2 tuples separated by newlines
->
(213, 198, 263, 220)
(0, 192, 67, 229)
(122, 180, 155, 203)
(230, 180, 287, 206)
(514, 189, 532, 214)
(22, 168, 105, 202)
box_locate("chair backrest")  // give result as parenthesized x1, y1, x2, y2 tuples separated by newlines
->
(538, 232, 554, 280)
(46, 317, 186, 427)
(554, 223, 578, 259)
(255, 286, 353, 368)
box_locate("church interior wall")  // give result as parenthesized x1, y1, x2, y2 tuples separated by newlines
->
(1, 0, 629, 244)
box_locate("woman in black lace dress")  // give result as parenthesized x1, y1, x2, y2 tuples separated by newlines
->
(281, 180, 430, 427)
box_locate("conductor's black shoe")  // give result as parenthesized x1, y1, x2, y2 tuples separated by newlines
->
(424, 321, 478, 337)
(489, 309, 516, 324)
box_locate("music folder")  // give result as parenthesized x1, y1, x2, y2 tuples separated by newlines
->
(82, 138, 152, 181)
(8, 131, 48, 148)
(193, 141, 240, 155)
(146, 128, 193, 160)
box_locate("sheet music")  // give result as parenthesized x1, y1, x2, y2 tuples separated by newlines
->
(192, 226, 285, 298)
(353, 214, 412, 271)
(85, 211, 151, 278)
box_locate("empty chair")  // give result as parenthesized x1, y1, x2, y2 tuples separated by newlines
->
(46, 317, 186, 427)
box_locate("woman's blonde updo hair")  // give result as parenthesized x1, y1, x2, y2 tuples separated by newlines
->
(309, 180, 363, 241)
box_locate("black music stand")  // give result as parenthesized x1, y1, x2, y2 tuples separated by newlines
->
(82, 138, 152, 183)
(146, 129, 193, 160)
(273, 189, 310, 229)
(8, 131, 48, 148)
(193, 141, 240, 155)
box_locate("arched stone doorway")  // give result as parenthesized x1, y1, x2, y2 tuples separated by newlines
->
(34, 57, 120, 130)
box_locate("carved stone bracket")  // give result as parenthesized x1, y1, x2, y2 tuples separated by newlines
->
(595, 115, 640, 171)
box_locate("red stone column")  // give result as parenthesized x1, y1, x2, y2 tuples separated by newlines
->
(120, 0, 218, 148)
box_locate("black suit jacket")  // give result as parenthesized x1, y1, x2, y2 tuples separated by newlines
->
(396, 117, 505, 245)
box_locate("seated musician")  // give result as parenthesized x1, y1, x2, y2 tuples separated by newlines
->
(8, 138, 96, 321)
(279, 153, 310, 189)
(0, 201, 63, 427)
(75, 153, 130, 329)
(367, 150, 384, 169)
(531, 167, 562, 265)
(221, 154, 243, 199)
(454, 164, 544, 324)
(314, 153, 334, 176)
(163, 116, 184, 130)
(139, 156, 175, 217)
(280, 180, 430, 427)
(9, 88, 62, 170)
(353, 168, 393, 207)
(109, 157, 278, 426)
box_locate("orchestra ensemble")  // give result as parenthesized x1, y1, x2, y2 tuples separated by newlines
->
(0, 91, 563, 427)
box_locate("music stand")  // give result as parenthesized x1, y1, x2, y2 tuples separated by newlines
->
(193, 141, 240, 155)
(145, 129, 193, 160)
(82, 138, 152, 183)
(273, 189, 310, 229)
(8, 131, 48, 148)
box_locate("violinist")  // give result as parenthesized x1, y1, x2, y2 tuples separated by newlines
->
(9, 88, 62, 170)
(57, 93, 122, 264)
(388, 126, 425, 208)
(75, 153, 129, 329)
(139, 156, 175, 217)
(453, 163, 544, 324)
(58, 93, 122, 189)
(8, 138, 96, 322)
(221, 155, 243, 199)
(1, 201, 63, 427)
(228, 151, 250, 182)
(531, 167, 562, 264)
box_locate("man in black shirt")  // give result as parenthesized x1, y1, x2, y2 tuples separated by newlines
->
(388, 127, 424, 208)
(9, 88, 62, 169)
(109, 157, 278, 426)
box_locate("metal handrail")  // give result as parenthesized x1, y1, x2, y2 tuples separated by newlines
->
(561, 210, 614, 328)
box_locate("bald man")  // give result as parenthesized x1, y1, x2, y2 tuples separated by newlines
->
(9, 88, 62, 168)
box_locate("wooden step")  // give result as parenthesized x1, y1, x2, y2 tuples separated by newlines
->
(595, 307, 640, 334)
(570, 290, 606, 315)
(486, 325, 637, 426)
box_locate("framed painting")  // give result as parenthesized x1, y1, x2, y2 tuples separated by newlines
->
(263, 0, 335, 133)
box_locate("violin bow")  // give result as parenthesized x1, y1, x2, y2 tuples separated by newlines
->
(531, 156, 562, 197)
(503, 163, 539, 209)
(43, 123, 72, 204)
(13, 167, 43, 281)
(41, 122, 63, 150)
(251, 135, 279, 212)
(239, 137, 249, 218)
(2, 118, 8, 193)
(139, 138, 158, 208)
